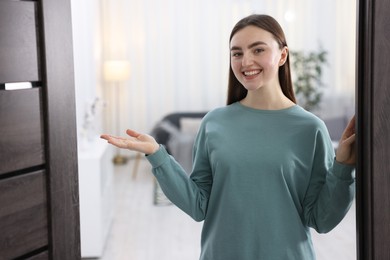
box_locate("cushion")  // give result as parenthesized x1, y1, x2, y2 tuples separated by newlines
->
(180, 117, 203, 135)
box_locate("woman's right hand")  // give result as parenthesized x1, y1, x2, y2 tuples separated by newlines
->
(100, 129, 160, 155)
(335, 115, 356, 165)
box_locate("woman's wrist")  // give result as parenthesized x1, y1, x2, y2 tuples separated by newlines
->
(149, 143, 160, 155)
(335, 156, 355, 166)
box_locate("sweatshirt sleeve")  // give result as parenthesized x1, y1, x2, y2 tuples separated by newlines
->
(146, 122, 213, 221)
(302, 126, 355, 234)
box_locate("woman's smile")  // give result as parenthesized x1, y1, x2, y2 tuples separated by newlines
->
(243, 69, 262, 77)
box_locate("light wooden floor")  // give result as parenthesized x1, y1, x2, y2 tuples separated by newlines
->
(100, 158, 356, 260)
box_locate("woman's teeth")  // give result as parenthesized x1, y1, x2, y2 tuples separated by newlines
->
(244, 70, 261, 76)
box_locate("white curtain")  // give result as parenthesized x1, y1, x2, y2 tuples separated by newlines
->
(101, 0, 356, 133)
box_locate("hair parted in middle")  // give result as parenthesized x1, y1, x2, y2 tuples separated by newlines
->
(226, 14, 296, 105)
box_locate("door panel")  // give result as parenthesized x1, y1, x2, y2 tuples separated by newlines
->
(0, 1, 40, 83)
(371, 0, 390, 258)
(26, 251, 50, 260)
(0, 171, 48, 259)
(0, 88, 45, 175)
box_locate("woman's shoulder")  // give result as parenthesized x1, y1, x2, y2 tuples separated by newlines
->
(202, 104, 237, 121)
(292, 106, 328, 131)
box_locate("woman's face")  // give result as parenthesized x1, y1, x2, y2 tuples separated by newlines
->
(230, 25, 287, 92)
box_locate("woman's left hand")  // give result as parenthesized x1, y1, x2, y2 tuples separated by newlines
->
(335, 115, 356, 165)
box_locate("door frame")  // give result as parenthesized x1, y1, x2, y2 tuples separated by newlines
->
(356, 0, 390, 259)
(39, 0, 80, 258)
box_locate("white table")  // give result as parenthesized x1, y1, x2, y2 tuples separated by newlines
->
(78, 139, 114, 258)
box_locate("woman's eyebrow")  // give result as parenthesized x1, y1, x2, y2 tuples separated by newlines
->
(230, 41, 267, 51)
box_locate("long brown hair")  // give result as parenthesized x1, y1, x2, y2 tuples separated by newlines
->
(226, 14, 296, 105)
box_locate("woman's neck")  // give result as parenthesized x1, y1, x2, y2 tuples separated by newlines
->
(240, 86, 295, 110)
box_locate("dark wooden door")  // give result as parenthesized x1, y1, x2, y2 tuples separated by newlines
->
(0, 0, 80, 259)
(357, 0, 390, 259)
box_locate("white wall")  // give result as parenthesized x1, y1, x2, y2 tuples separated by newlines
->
(71, 0, 104, 148)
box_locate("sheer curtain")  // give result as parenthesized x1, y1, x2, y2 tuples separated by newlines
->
(102, 0, 356, 133)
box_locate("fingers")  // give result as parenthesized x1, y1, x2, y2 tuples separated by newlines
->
(100, 134, 127, 141)
(347, 115, 356, 125)
(340, 115, 356, 141)
(348, 115, 355, 128)
(100, 134, 113, 141)
(100, 134, 129, 148)
(126, 129, 142, 138)
(341, 133, 356, 146)
(101, 129, 143, 140)
(345, 116, 355, 133)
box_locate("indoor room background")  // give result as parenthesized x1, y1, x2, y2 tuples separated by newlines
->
(71, 0, 356, 259)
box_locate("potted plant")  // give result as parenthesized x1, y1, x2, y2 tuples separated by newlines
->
(290, 48, 328, 112)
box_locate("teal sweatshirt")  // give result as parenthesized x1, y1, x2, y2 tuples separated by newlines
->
(146, 102, 355, 260)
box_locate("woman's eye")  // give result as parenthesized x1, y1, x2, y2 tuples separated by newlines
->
(231, 52, 242, 57)
(254, 48, 264, 54)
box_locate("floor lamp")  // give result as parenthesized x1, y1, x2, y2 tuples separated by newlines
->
(104, 60, 131, 165)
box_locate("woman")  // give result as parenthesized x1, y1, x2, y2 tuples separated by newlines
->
(101, 14, 356, 260)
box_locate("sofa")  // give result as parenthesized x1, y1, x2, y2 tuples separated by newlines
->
(150, 112, 207, 205)
(151, 112, 207, 153)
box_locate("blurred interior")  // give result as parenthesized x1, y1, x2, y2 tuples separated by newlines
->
(72, 0, 357, 259)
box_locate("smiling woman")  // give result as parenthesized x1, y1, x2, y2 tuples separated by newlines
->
(101, 14, 356, 260)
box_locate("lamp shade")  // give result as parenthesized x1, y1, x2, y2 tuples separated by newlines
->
(103, 60, 131, 82)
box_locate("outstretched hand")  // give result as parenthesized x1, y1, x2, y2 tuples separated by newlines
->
(335, 115, 356, 165)
(100, 129, 160, 155)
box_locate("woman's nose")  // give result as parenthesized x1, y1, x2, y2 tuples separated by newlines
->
(242, 54, 254, 66)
